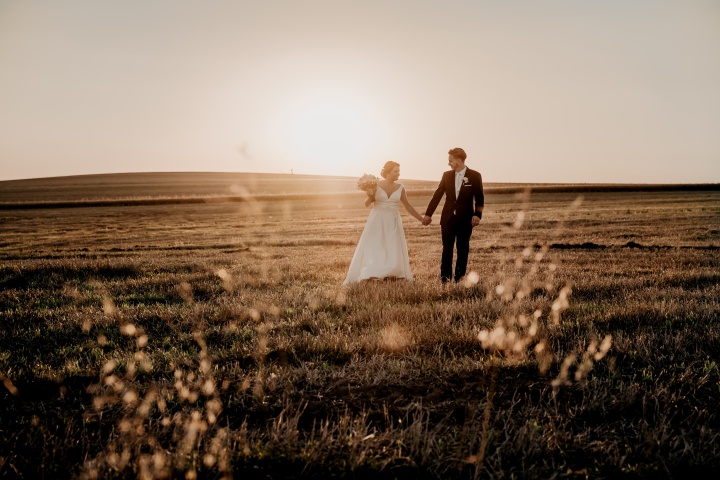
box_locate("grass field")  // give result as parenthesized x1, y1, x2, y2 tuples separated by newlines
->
(1, 173, 719, 479)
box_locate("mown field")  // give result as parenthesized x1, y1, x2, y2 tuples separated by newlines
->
(1, 173, 719, 479)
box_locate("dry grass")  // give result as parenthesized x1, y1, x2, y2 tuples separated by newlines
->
(1, 174, 719, 479)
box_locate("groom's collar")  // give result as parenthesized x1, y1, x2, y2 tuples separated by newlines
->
(455, 166, 468, 176)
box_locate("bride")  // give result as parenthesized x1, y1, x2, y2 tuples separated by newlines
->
(343, 161, 424, 284)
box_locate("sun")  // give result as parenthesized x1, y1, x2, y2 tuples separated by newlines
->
(282, 89, 384, 173)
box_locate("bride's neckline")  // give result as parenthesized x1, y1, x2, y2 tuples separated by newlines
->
(377, 183, 402, 197)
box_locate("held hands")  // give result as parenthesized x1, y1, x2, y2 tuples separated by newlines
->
(420, 215, 478, 226)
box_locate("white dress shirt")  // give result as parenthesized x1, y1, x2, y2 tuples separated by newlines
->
(454, 166, 467, 199)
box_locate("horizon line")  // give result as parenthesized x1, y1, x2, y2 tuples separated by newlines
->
(1, 171, 718, 186)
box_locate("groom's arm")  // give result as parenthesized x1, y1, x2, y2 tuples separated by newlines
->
(473, 172, 485, 221)
(425, 174, 447, 218)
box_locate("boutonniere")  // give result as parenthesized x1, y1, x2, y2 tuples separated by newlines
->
(462, 177, 469, 184)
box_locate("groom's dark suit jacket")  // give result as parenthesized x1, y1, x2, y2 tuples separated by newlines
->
(425, 168, 484, 226)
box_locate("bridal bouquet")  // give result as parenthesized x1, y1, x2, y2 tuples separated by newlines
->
(356, 173, 378, 193)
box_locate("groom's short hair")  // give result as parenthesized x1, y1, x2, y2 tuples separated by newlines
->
(448, 148, 466, 161)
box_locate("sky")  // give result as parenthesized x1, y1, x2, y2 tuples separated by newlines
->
(1, 0, 719, 183)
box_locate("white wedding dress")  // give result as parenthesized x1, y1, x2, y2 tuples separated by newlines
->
(343, 184, 413, 284)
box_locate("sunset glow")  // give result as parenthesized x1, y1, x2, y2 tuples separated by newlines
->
(0, 0, 718, 182)
(280, 89, 385, 172)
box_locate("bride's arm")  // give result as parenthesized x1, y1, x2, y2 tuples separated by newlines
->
(365, 189, 375, 207)
(400, 187, 424, 222)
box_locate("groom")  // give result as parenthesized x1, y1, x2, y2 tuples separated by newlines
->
(422, 148, 484, 283)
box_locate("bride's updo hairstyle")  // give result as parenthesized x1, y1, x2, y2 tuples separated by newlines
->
(380, 161, 400, 179)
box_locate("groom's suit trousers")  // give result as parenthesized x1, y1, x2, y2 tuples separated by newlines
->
(441, 216, 473, 282)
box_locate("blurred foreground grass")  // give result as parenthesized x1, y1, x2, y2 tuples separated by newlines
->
(1, 177, 719, 478)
